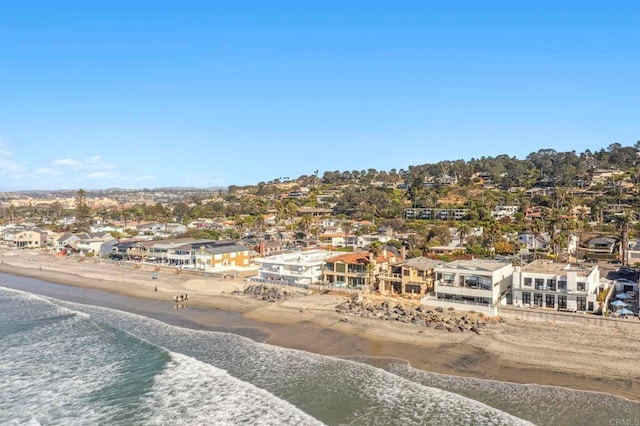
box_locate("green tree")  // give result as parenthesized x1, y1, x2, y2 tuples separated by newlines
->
(74, 189, 92, 231)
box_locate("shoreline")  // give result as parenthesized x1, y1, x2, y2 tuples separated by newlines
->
(1, 249, 639, 402)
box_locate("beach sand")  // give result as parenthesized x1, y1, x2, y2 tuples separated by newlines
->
(1, 248, 639, 402)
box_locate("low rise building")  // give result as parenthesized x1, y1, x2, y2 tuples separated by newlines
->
(378, 257, 440, 296)
(255, 250, 335, 285)
(512, 260, 600, 312)
(433, 259, 514, 306)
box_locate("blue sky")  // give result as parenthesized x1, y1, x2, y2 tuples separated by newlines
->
(0, 1, 638, 190)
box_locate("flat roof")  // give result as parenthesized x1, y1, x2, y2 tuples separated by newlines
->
(520, 259, 596, 277)
(437, 259, 512, 272)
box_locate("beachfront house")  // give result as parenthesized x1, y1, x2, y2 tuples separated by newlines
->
(378, 256, 441, 296)
(76, 233, 116, 257)
(193, 241, 252, 271)
(255, 250, 335, 285)
(322, 250, 397, 291)
(146, 238, 205, 265)
(11, 229, 48, 248)
(433, 259, 514, 307)
(512, 260, 600, 313)
(54, 232, 83, 254)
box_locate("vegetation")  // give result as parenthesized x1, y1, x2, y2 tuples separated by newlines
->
(3, 142, 640, 261)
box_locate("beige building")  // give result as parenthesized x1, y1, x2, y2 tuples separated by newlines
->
(378, 257, 441, 296)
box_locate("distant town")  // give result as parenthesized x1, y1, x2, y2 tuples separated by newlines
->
(1, 143, 639, 319)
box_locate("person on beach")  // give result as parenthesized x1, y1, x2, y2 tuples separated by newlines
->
(154, 285, 157, 292)
(184, 294, 188, 301)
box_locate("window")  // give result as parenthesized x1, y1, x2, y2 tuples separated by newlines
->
(535, 278, 544, 290)
(558, 295, 567, 309)
(547, 279, 556, 291)
(522, 292, 531, 305)
(533, 293, 543, 307)
(545, 294, 555, 308)
(577, 282, 586, 292)
(558, 281, 567, 291)
(577, 297, 586, 311)
(524, 278, 532, 287)
(403, 269, 410, 276)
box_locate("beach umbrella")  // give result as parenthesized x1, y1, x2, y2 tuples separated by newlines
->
(610, 300, 628, 307)
(617, 308, 634, 316)
(616, 293, 632, 300)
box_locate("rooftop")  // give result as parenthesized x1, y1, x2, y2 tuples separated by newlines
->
(520, 259, 596, 277)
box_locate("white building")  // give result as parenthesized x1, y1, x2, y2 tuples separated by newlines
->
(512, 260, 600, 313)
(256, 250, 336, 285)
(491, 205, 519, 220)
(433, 259, 514, 306)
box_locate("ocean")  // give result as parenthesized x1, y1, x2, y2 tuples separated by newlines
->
(1, 274, 638, 426)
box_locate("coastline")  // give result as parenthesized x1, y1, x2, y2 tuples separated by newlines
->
(1, 249, 639, 402)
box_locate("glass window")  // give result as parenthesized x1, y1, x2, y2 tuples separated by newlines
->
(533, 293, 543, 307)
(558, 295, 567, 309)
(524, 278, 532, 287)
(577, 282, 586, 292)
(577, 297, 586, 311)
(535, 278, 544, 290)
(547, 279, 556, 291)
(545, 294, 555, 308)
(522, 292, 531, 305)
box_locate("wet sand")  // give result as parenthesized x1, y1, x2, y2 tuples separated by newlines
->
(1, 249, 639, 402)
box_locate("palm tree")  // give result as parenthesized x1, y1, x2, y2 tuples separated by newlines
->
(456, 223, 472, 247)
(616, 211, 637, 265)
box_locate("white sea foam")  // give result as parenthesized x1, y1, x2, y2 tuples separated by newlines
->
(141, 352, 324, 425)
(57, 300, 532, 425)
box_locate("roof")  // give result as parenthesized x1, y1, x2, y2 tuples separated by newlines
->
(520, 259, 596, 277)
(325, 251, 395, 264)
(202, 243, 249, 255)
(394, 256, 441, 271)
(436, 259, 512, 272)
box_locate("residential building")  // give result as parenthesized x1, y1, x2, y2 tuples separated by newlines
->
(433, 259, 514, 306)
(77, 233, 116, 256)
(491, 205, 519, 220)
(12, 229, 48, 248)
(323, 250, 397, 290)
(378, 257, 441, 296)
(518, 231, 550, 252)
(512, 260, 600, 312)
(405, 208, 469, 221)
(255, 250, 335, 285)
(194, 241, 252, 270)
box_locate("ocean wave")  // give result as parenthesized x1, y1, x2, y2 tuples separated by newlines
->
(56, 299, 532, 425)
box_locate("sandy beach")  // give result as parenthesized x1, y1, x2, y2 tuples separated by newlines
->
(1, 248, 639, 402)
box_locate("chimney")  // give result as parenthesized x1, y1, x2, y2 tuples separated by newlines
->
(259, 241, 266, 257)
(401, 245, 406, 260)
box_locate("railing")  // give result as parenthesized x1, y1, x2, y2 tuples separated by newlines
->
(377, 272, 403, 281)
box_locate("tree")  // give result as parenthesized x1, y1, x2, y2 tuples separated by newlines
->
(456, 223, 472, 247)
(74, 189, 92, 231)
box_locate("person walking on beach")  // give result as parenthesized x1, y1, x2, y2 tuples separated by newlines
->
(154, 285, 157, 292)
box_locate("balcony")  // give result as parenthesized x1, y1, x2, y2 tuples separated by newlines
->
(435, 280, 493, 299)
(377, 272, 403, 281)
